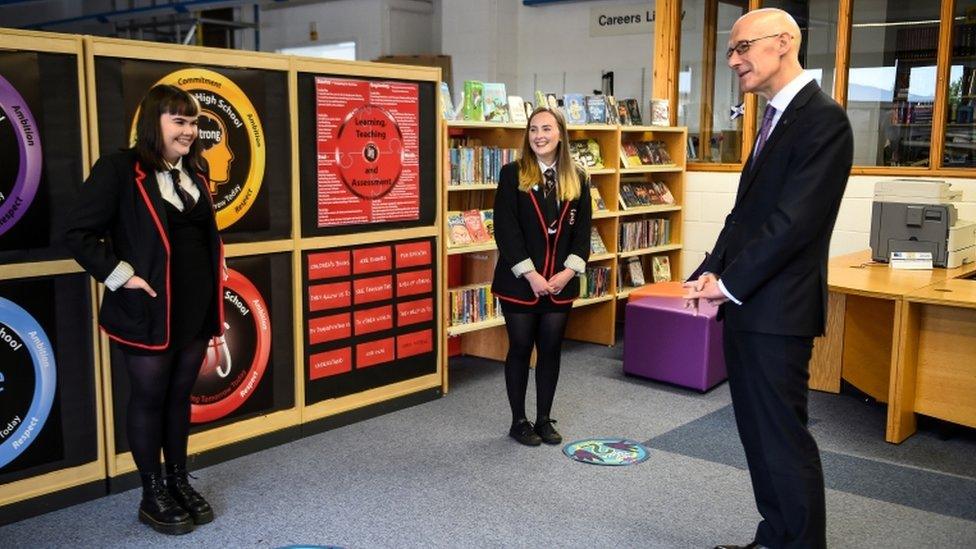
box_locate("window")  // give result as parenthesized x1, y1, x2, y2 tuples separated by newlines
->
(679, 0, 748, 164)
(943, 0, 976, 168)
(846, 2, 942, 167)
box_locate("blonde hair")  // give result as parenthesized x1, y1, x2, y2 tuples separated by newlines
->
(516, 106, 582, 201)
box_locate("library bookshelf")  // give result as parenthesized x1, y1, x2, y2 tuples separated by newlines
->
(443, 120, 687, 362)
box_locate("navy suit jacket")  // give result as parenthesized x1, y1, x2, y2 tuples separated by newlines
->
(692, 81, 853, 337)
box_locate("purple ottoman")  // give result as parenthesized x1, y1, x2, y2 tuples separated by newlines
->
(623, 296, 727, 392)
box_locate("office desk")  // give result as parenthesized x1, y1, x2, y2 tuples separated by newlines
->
(809, 250, 976, 442)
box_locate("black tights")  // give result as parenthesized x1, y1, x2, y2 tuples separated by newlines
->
(503, 311, 569, 425)
(123, 337, 208, 477)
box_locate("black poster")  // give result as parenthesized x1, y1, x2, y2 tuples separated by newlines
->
(297, 72, 437, 237)
(110, 253, 295, 453)
(0, 51, 84, 263)
(0, 275, 98, 484)
(93, 57, 291, 243)
(303, 237, 438, 404)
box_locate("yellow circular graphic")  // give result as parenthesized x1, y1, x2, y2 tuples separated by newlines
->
(130, 68, 265, 230)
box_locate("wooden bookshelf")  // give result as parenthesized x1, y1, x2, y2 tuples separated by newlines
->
(444, 120, 687, 358)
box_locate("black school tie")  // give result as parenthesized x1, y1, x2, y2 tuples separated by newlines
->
(169, 168, 195, 210)
(543, 168, 556, 199)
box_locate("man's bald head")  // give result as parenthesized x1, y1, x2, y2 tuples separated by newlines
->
(727, 8, 805, 100)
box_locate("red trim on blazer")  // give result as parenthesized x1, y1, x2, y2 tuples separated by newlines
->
(494, 292, 540, 305)
(99, 161, 172, 350)
(548, 201, 577, 304)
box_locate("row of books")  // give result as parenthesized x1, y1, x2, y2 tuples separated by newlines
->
(620, 140, 674, 167)
(620, 256, 672, 288)
(441, 80, 669, 126)
(447, 209, 494, 247)
(448, 140, 518, 185)
(579, 266, 611, 298)
(449, 283, 502, 327)
(618, 181, 676, 209)
(619, 218, 672, 251)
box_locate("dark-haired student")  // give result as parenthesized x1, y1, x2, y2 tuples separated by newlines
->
(491, 106, 592, 446)
(65, 84, 224, 535)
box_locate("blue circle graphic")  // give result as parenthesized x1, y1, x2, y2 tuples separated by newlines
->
(562, 438, 650, 466)
(0, 297, 57, 469)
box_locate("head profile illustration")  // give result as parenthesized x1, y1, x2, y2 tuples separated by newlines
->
(197, 110, 235, 193)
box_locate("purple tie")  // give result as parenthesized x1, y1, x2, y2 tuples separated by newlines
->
(754, 105, 777, 157)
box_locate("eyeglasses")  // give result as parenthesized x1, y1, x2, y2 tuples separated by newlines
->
(725, 33, 784, 59)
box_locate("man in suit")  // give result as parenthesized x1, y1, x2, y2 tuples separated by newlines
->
(684, 8, 853, 549)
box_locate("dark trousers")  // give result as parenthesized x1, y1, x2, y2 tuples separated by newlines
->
(723, 326, 826, 549)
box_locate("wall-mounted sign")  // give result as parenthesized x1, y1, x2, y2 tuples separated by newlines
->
(590, 3, 655, 37)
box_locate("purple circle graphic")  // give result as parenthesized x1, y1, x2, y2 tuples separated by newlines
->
(0, 74, 43, 237)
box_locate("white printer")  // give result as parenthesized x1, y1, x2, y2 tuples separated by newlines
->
(869, 179, 976, 268)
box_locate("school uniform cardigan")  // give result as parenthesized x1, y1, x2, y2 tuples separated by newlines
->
(490, 161, 592, 306)
(64, 149, 224, 351)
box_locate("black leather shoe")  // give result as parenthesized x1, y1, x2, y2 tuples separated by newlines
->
(509, 419, 542, 446)
(165, 465, 214, 525)
(714, 542, 760, 549)
(534, 418, 562, 445)
(139, 473, 194, 535)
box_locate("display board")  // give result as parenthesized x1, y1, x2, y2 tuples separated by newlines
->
(303, 238, 437, 404)
(91, 54, 292, 243)
(297, 71, 438, 237)
(0, 30, 104, 522)
(0, 44, 86, 263)
(1, 30, 444, 518)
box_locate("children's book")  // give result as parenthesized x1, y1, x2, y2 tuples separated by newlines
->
(585, 95, 607, 124)
(563, 93, 587, 125)
(652, 256, 672, 283)
(483, 82, 510, 123)
(463, 80, 485, 122)
(448, 212, 472, 246)
(440, 82, 455, 120)
(508, 96, 528, 124)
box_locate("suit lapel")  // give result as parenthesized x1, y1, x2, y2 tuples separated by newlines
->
(134, 161, 170, 233)
(734, 81, 821, 208)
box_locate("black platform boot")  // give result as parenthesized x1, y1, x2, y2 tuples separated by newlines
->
(165, 464, 214, 525)
(138, 472, 194, 535)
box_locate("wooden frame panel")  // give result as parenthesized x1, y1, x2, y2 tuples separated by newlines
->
(0, 29, 103, 508)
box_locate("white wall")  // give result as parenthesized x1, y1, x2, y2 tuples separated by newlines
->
(681, 172, 976, 279)
(257, 0, 434, 61)
(441, 0, 655, 106)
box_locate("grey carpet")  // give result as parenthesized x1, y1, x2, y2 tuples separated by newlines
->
(1, 338, 974, 548)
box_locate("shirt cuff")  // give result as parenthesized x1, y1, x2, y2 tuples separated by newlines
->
(104, 261, 134, 291)
(564, 254, 586, 274)
(511, 258, 535, 278)
(717, 279, 742, 305)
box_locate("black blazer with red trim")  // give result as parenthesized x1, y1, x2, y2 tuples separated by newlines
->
(64, 149, 224, 350)
(490, 161, 592, 306)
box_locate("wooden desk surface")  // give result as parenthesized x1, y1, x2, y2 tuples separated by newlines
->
(905, 278, 976, 309)
(828, 250, 976, 299)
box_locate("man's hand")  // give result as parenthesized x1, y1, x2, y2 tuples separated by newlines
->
(547, 268, 576, 295)
(683, 273, 726, 313)
(525, 271, 556, 297)
(123, 275, 157, 298)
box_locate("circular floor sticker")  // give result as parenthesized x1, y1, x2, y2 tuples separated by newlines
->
(562, 438, 650, 466)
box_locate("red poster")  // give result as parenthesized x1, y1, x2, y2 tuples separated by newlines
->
(396, 269, 432, 297)
(353, 246, 392, 274)
(397, 329, 433, 358)
(354, 275, 393, 304)
(309, 347, 353, 380)
(315, 77, 420, 227)
(308, 312, 352, 345)
(308, 250, 351, 280)
(357, 337, 395, 368)
(397, 297, 434, 327)
(395, 241, 431, 268)
(308, 281, 352, 312)
(354, 305, 393, 335)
